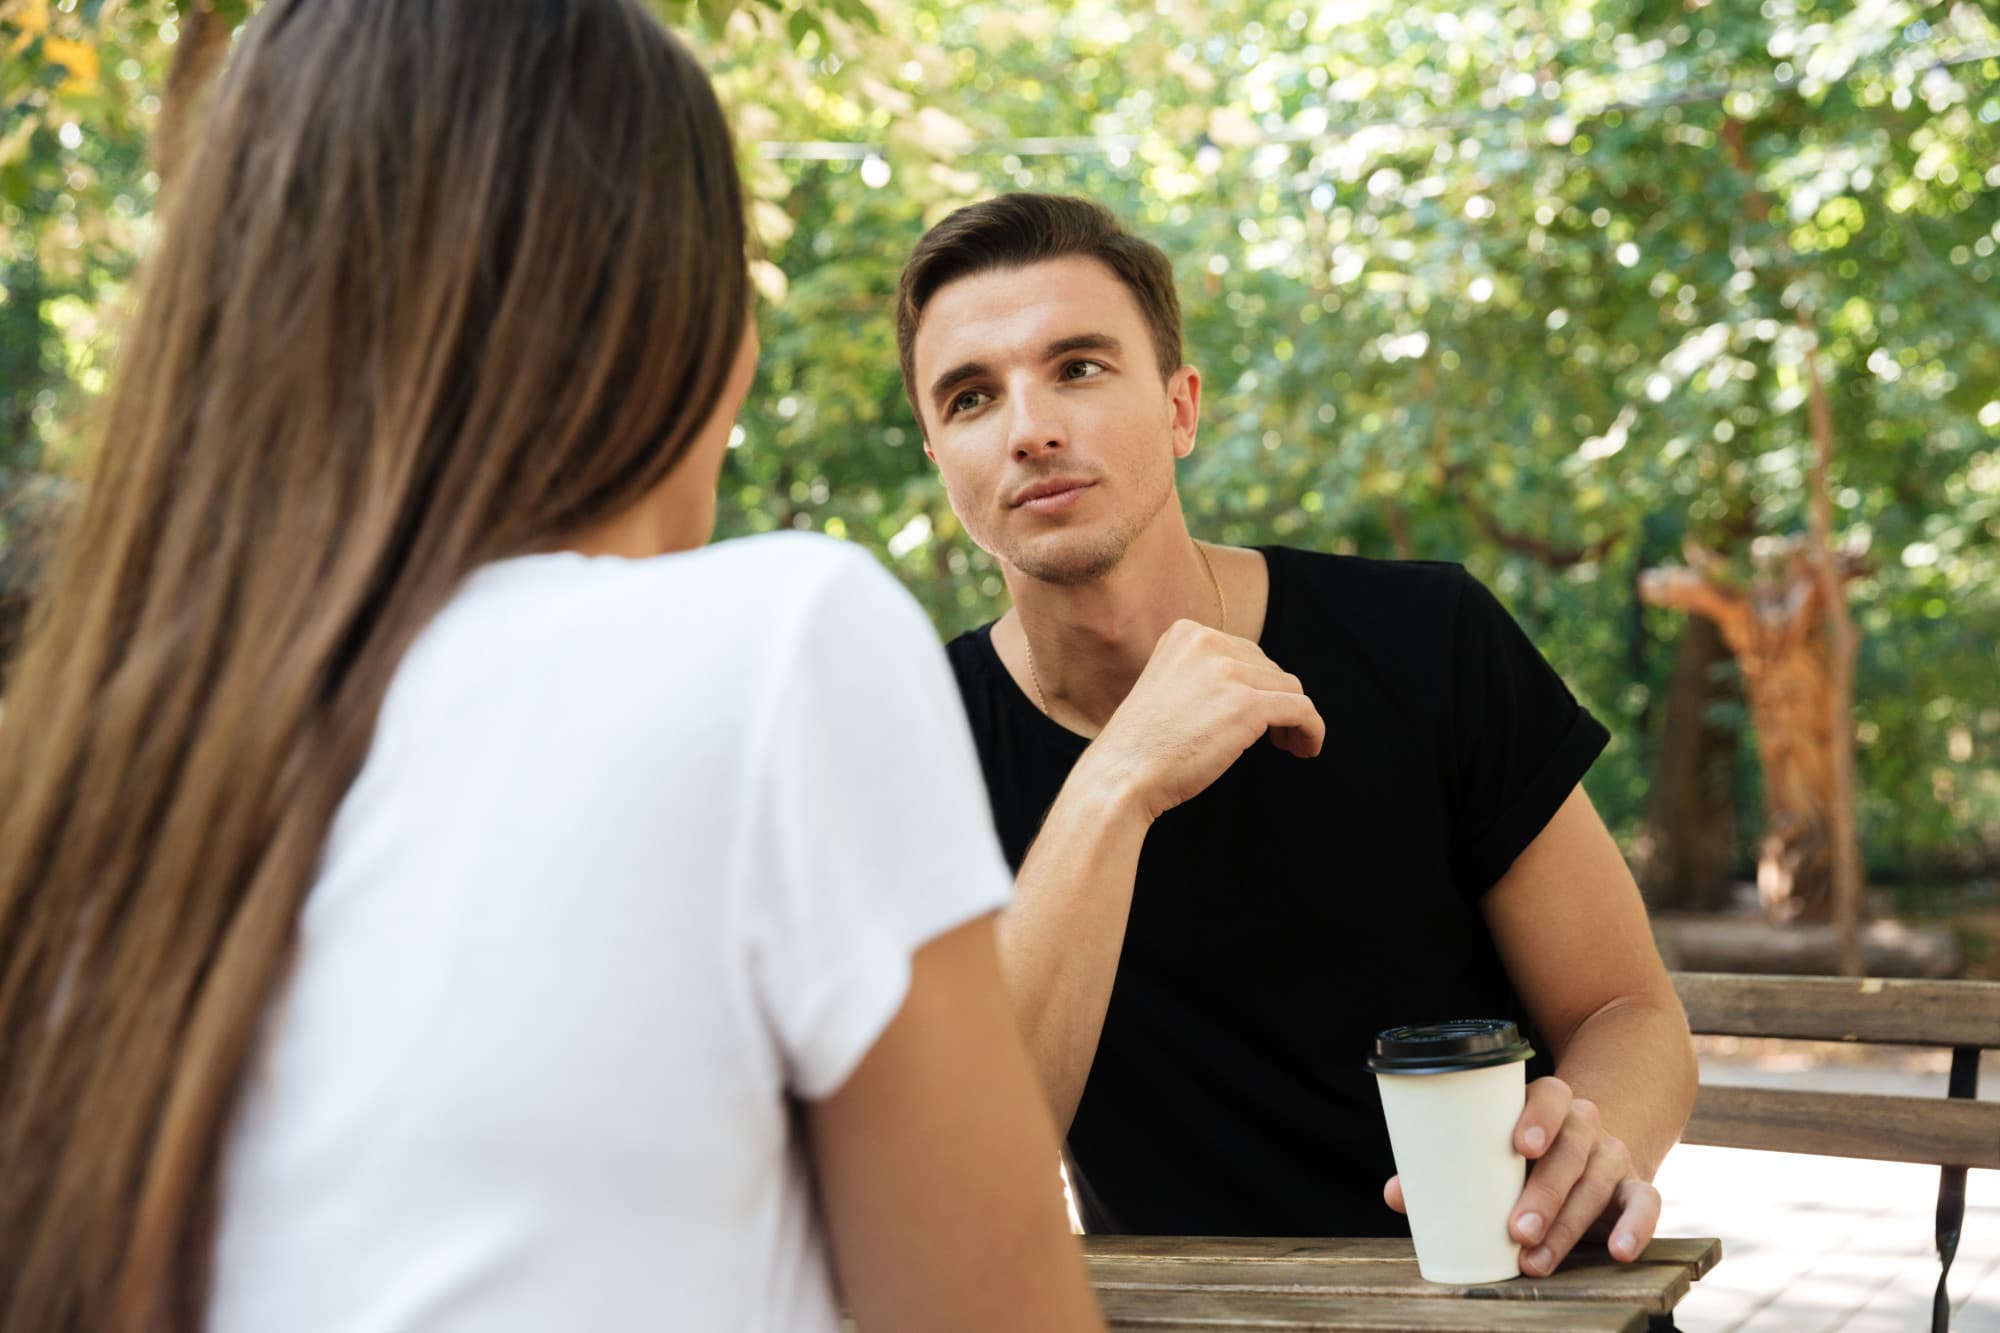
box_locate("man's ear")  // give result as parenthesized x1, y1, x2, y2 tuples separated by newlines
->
(908, 390, 936, 460)
(1168, 364, 1202, 460)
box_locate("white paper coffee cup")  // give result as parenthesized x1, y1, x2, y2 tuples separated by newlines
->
(1368, 1019, 1535, 1284)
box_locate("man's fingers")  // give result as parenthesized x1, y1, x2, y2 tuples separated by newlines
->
(1259, 691, 1326, 757)
(1269, 724, 1323, 758)
(1382, 1175, 1406, 1214)
(1167, 627, 1324, 751)
(1520, 1146, 1627, 1276)
(1108, 624, 1324, 813)
(1604, 1177, 1661, 1262)
(1516, 1077, 1572, 1159)
(1237, 664, 1323, 752)
(1510, 1117, 1588, 1247)
(1166, 619, 1270, 667)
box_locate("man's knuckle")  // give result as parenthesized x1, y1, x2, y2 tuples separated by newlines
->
(1546, 1224, 1584, 1257)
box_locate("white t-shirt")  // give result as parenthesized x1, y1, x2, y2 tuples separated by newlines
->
(207, 533, 1013, 1333)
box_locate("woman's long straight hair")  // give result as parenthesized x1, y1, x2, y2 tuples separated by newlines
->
(0, 2, 748, 1327)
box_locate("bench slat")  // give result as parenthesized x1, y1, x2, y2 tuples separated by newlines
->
(1683, 1085, 2000, 1168)
(1673, 971, 2000, 1048)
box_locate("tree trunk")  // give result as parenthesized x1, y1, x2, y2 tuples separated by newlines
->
(1639, 615, 1740, 913)
(1798, 311, 1866, 974)
(1715, 108, 1867, 968)
(1639, 545, 1863, 925)
(1735, 612, 1837, 921)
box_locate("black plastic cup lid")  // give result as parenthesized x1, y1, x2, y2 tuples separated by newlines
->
(1366, 1019, 1535, 1074)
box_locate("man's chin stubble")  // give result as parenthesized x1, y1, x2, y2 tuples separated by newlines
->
(1003, 479, 1177, 588)
(1005, 528, 1135, 587)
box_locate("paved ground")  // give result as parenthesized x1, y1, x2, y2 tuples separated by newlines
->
(1653, 1043, 2000, 1331)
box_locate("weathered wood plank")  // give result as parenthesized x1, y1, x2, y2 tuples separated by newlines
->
(1656, 921, 1962, 978)
(1087, 1254, 1689, 1315)
(1672, 971, 2000, 1047)
(1080, 1236, 1721, 1279)
(1651, 1235, 1724, 1279)
(1683, 1085, 2000, 1168)
(1084, 1236, 1415, 1263)
(1098, 1288, 1647, 1331)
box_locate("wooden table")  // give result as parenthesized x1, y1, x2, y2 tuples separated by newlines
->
(1085, 1234, 1722, 1331)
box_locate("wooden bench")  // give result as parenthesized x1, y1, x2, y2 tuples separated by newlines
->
(1672, 971, 2000, 1332)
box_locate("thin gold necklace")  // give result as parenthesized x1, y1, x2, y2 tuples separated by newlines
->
(1021, 542, 1226, 718)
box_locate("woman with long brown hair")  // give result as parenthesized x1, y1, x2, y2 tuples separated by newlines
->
(0, 3, 1104, 1330)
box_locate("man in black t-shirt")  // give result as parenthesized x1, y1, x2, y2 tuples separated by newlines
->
(893, 193, 1698, 1275)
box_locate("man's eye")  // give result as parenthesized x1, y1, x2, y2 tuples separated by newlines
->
(1063, 360, 1105, 380)
(949, 390, 989, 416)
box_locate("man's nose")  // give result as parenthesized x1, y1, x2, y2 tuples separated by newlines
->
(1007, 383, 1066, 461)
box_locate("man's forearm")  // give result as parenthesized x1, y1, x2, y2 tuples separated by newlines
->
(986, 620, 1327, 1132)
(1549, 994, 1698, 1180)
(997, 756, 1152, 1134)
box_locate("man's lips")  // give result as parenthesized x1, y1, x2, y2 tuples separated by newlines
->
(1011, 478, 1096, 509)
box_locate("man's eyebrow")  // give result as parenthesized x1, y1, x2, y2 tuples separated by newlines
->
(1045, 333, 1122, 360)
(928, 359, 989, 408)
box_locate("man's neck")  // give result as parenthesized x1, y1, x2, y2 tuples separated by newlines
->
(1001, 512, 1218, 732)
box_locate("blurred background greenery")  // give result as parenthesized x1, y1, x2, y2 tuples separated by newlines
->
(3, 0, 1997, 933)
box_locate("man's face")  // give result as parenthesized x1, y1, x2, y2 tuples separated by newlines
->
(912, 256, 1199, 586)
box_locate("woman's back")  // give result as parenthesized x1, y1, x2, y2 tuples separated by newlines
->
(208, 534, 1013, 1332)
(1, 1, 1102, 1325)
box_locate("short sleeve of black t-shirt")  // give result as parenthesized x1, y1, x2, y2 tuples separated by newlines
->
(1444, 570, 1613, 901)
(945, 548, 1608, 1237)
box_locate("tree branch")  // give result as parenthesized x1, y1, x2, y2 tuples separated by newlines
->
(1638, 565, 1749, 638)
(1456, 493, 1623, 567)
(1421, 362, 1626, 568)
(1719, 117, 1772, 225)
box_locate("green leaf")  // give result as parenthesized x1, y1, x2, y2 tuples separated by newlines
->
(785, 8, 824, 53)
(828, 0, 884, 35)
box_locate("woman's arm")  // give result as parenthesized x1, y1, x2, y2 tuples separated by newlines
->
(806, 912, 1106, 1333)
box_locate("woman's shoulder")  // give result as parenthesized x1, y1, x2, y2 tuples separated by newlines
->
(675, 529, 873, 581)
(606, 530, 890, 602)
(644, 532, 924, 646)
(420, 534, 931, 699)
(455, 532, 888, 634)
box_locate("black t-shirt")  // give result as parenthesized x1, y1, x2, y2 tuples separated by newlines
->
(945, 547, 1609, 1237)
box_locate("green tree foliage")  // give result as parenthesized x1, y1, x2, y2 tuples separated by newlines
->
(2, 0, 172, 473)
(5, 0, 1998, 873)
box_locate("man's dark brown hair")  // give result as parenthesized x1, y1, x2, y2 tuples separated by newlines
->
(895, 193, 1184, 429)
